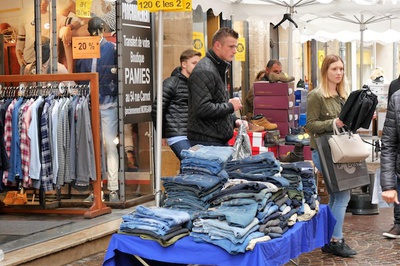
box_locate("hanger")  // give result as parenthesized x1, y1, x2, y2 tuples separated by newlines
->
(273, 13, 298, 29)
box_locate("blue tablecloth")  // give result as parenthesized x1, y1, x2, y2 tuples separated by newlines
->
(103, 204, 335, 266)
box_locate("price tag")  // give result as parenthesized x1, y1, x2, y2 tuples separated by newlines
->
(72, 36, 101, 59)
(137, 0, 192, 12)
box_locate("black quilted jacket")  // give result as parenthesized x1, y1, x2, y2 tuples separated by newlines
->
(381, 90, 400, 191)
(187, 49, 235, 144)
(151, 67, 189, 138)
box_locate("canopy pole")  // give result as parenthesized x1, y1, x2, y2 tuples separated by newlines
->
(155, 11, 164, 207)
(360, 14, 365, 88)
(288, 4, 294, 76)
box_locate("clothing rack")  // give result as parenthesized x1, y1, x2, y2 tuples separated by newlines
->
(0, 73, 111, 218)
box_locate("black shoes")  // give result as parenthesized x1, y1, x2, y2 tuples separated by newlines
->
(321, 239, 357, 257)
(383, 224, 400, 239)
(279, 143, 304, 162)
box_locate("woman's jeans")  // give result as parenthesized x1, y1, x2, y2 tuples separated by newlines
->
(312, 149, 351, 240)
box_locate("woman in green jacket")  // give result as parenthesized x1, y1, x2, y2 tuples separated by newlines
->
(306, 54, 356, 258)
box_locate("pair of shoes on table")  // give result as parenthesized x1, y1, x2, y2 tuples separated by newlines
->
(321, 239, 357, 257)
(285, 133, 310, 146)
(264, 132, 280, 147)
(251, 114, 278, 130)
(383, 224, 400, 239)
(248, 121, 265, 132)
(279, 143, 304, 162)
(84, 191, 105, 202)
(3, 191, 27, 205)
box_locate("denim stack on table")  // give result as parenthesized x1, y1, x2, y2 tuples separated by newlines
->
(281, 162, 318, 211)
(118, 205, 191, 247)
(224, 152, 287, 186)
(161, 145, 234, 215)
(190, 181, 279, 254)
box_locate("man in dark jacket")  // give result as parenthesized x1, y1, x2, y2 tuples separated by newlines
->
(381, 75, 400, 238)
(187, 27, 246, 146)
(151, 49, 201, 160)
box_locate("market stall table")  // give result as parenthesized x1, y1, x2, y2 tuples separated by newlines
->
(103, 204, 335, 266)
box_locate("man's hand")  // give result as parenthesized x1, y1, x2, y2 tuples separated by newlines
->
(382, 190, 400, 204)
(229, 97, 242, 111)
(235, 119, 249, 130)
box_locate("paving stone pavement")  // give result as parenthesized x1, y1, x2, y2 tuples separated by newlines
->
(65, 206, 400, 266)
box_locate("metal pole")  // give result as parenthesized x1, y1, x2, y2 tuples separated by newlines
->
(360, 14, 365, 88)
(155, 11, 164, 207)
(288, 4, 294, 76)
(34, 0, 42, 74)
(393, 42, 398, 80)
(51, 0, 58, 73)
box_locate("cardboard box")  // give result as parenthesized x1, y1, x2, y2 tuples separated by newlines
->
(228, 131, 266, 148)
(254, 108, 294, 122)
(294, 89, 308, 106)
(253, 81, 294, 96)
(276, 121, 290, 136)
(253, 94, 295, 110)
(252, 146, 278, 158)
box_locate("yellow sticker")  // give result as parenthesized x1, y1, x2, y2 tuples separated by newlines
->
(75, 0, 93, 18)
(72, 36, 101, 59)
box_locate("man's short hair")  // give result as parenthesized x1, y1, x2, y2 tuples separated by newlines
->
(266, 59, 281, 68)
(211, 27, 239, 46)
(180, 49, 201, 63)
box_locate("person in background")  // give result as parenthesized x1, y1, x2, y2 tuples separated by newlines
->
(151, 49, 201, 160)
(75, 17, 119, 203)
(260, 59, 282, 81)
(380, 74, 400, 239)
(245, 60, 284, 112)
(187, 27, 247, 146)
(306, 54, 357, 257)
(245, 69, 267, 117)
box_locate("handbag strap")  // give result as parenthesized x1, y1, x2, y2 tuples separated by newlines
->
(332, 119, 348, 136)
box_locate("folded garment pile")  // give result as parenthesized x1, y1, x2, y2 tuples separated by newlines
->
(119, 205, 191, 247)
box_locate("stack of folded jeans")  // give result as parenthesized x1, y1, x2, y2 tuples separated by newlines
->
(161, 145, 235, 215)
(162, 173, 227, 214)
(119, 205, 191, 246)
(191, 197, 264, 254)
(282, 161, 318, 210)
(225, 152, 288, 186)
(257, 188, 299, 238)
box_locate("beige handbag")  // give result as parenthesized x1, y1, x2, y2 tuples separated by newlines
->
(328, 121, 370, 163)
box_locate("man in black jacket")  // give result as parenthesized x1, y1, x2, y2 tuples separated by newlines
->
(381, 75, 400, 239)
(151, 49, 201, 160)
(187, 27, 246, 146)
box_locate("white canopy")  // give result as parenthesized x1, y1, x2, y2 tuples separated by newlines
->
(192, 0, 400, 44)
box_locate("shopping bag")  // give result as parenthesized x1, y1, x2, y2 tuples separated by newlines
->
(328, 121, 370, 163)
(316, 135, 370, 193)
(232, 123, 252, 160)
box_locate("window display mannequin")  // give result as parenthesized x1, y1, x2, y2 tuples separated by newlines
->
(75, 17, 119, 202)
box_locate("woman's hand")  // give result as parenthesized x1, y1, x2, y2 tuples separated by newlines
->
(335, 118, 345, 128)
